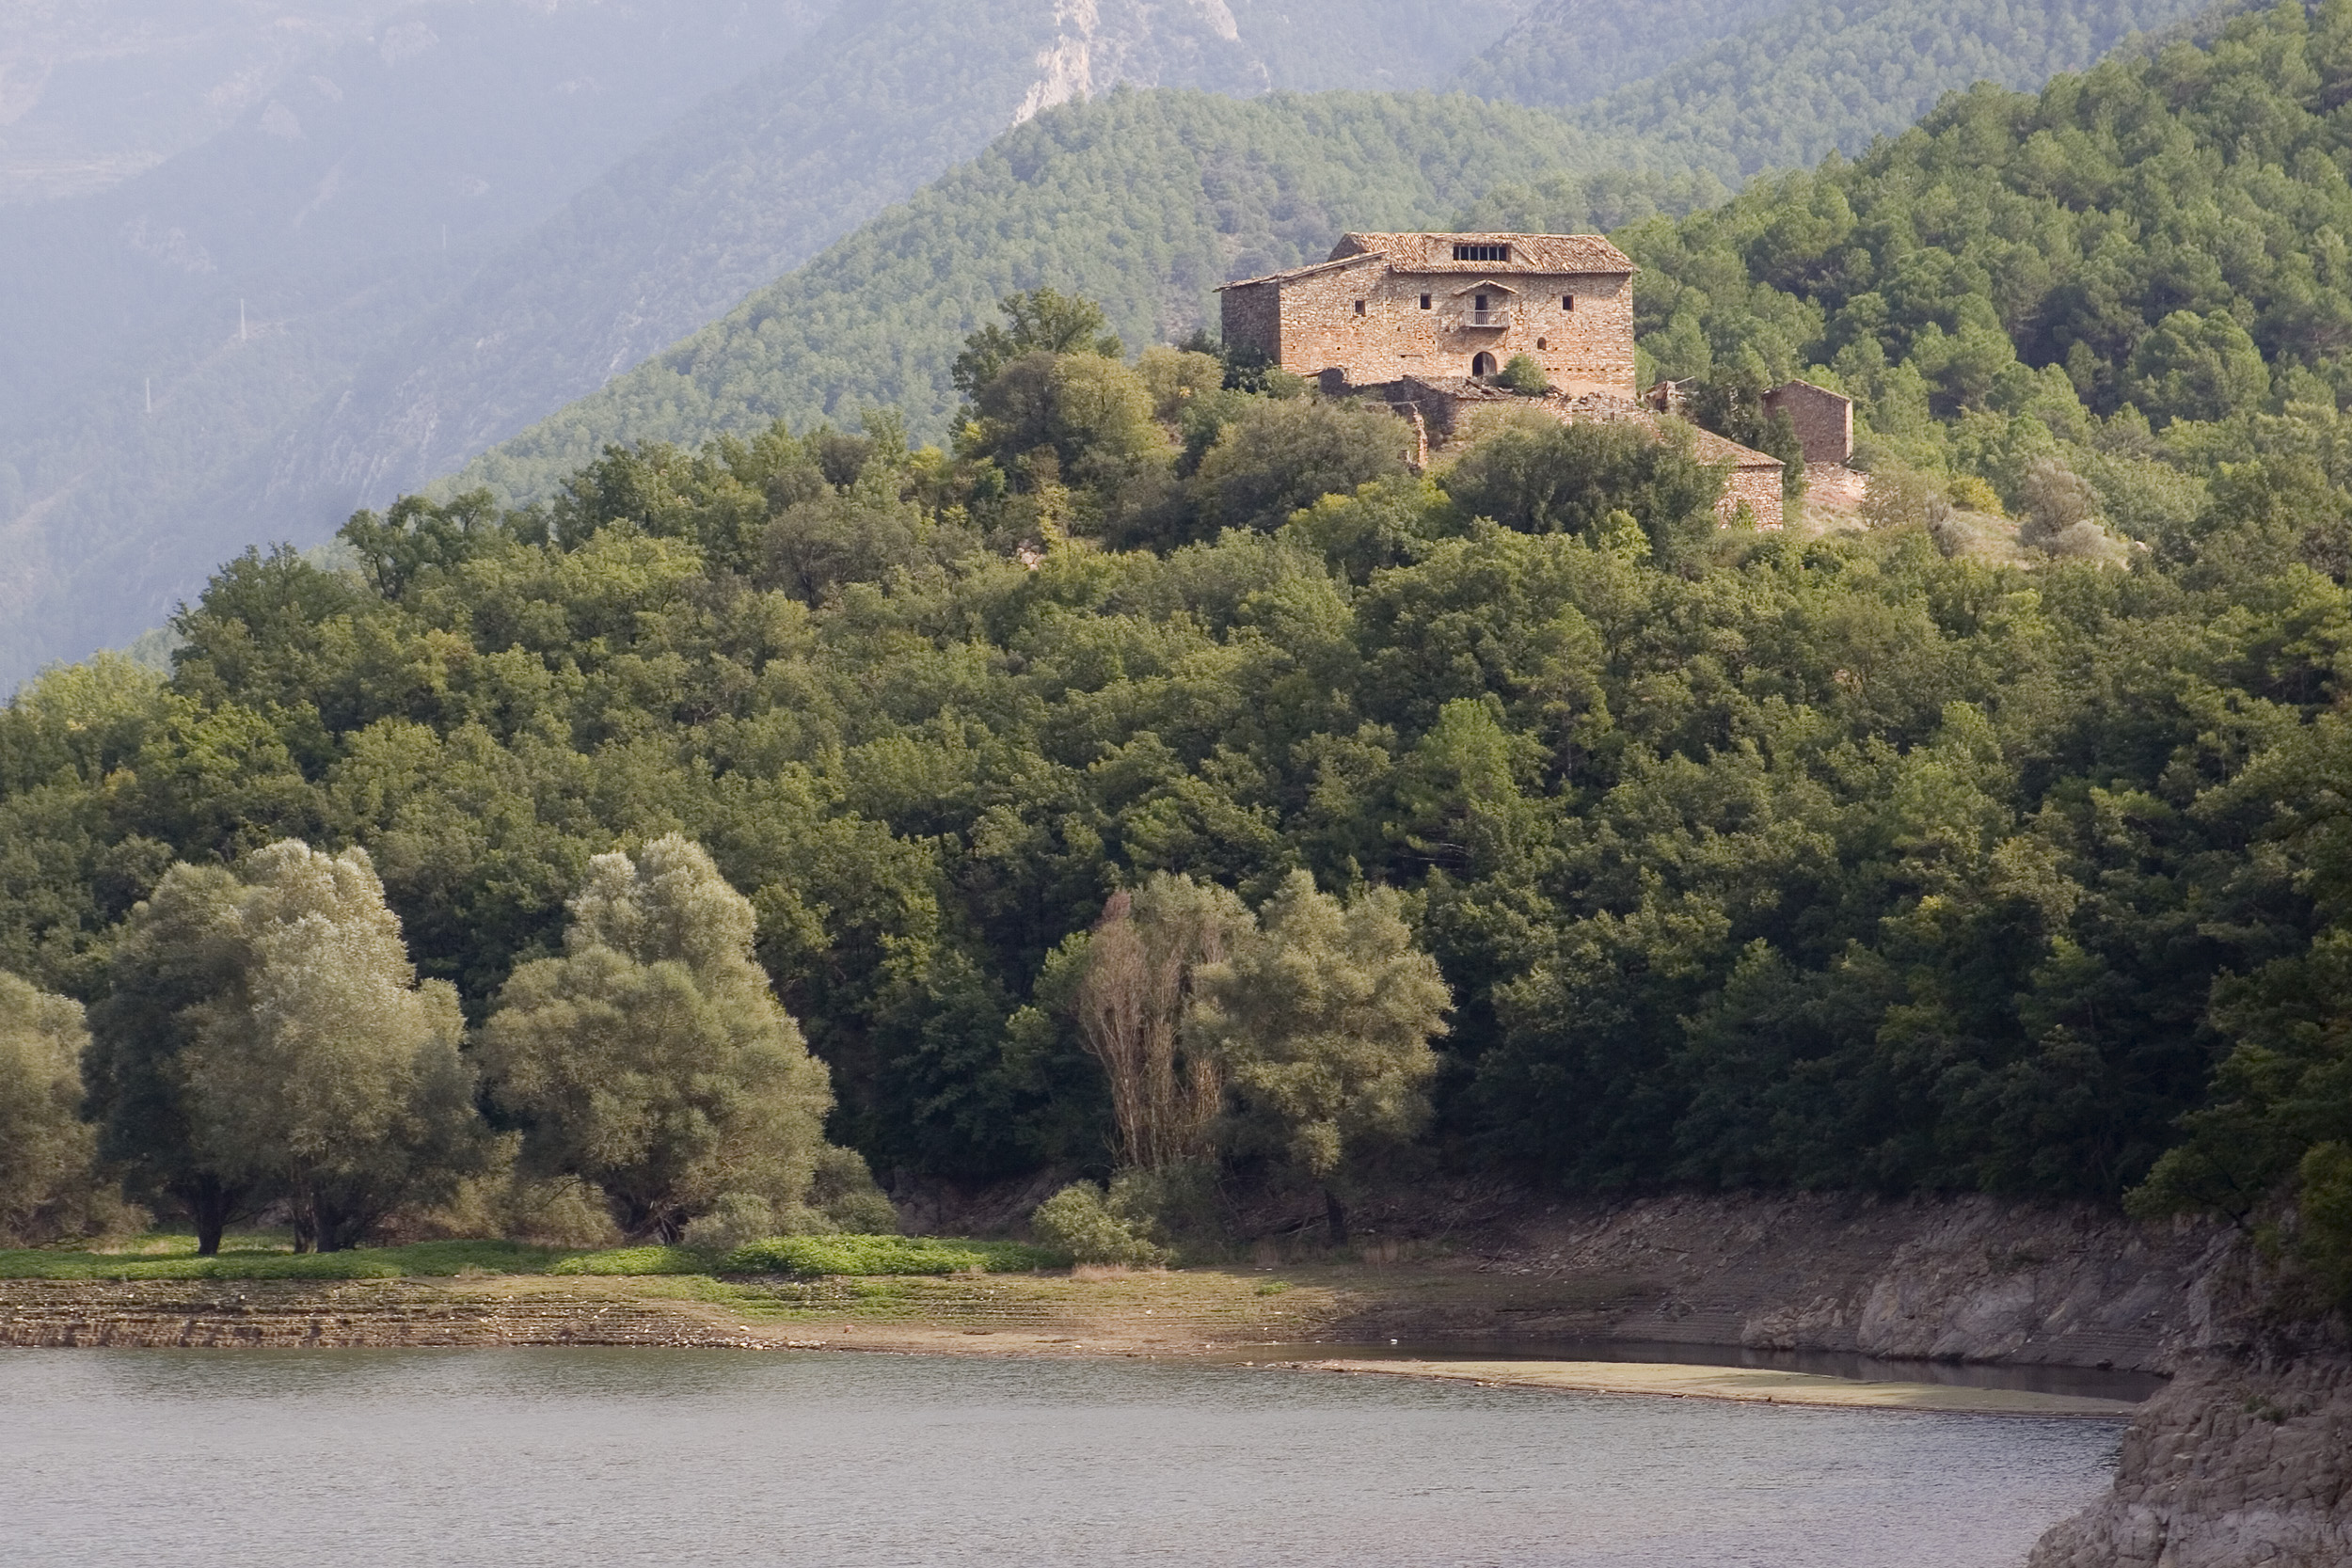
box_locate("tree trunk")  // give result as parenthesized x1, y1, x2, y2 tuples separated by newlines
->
(1325, 1188, 1348, 1247)
(184, 1175, 238, 1258)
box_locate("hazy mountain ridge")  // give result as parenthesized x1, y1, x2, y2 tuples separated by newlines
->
(0, 0, 845, 686)
(0, 0, 1536, 688)
(255, 0, 1539, 543)
(0, 0, 400, 202)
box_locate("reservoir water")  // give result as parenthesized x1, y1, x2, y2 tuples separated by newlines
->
(4, 1348, 2122, 1566)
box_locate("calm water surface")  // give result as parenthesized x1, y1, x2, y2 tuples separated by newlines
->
(4, 1348, 2121, 1567)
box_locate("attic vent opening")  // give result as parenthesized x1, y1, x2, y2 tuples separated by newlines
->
(1454, 244, 1510, 262)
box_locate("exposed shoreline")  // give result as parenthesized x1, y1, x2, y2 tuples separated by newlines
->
(0, 1257, 2154, 1419)
(0, 1275, 2143, 1418)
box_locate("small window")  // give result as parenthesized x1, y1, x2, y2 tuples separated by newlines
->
(1536, 338, 1549, 350)
(1420, 293, 1432, 309)
(1452, 243, 1510, 262)
(1354, 299, 1365, 315)
(1563, 294, 1575, 310)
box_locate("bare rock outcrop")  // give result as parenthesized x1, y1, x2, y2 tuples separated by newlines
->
(2028, 1352, 2352, 1568)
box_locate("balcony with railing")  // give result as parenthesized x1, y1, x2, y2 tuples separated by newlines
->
(1458, 309, 1510, 329)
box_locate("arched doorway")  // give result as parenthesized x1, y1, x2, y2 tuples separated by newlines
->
(1471, 351, 1497, 379)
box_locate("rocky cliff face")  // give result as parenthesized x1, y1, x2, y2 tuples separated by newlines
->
(2028, 1351, 2352, 1568)
(1331, 1188, 2240, 1371)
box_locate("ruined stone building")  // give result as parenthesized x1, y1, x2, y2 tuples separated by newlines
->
(1217, 230, 1640, 395)
(1217, 232, 1857, 531)
(1761, 379, 1853, 466)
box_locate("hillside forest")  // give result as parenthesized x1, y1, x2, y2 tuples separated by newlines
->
(2, 2, 2350, 1305)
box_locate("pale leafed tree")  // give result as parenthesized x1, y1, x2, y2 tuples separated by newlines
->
(1073, 872, 1253, 1171)
(1190, 871, 1451, 1241)
(478, 834, 840, 1242)
(0, 972, 119, 1243)
(177, 841, 488, 1252)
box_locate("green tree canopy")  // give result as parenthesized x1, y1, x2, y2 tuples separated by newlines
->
(177, 841, 489, 1252)
(952, 288, 1126, 398)
(0, 972, 114, 1243)
(1440, 418, 1724, 566)
(479, 834, 843, 1242)
(1191, 871, 1451, 1233)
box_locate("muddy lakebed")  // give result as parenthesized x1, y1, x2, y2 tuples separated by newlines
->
(5, 1343, 2131, 1566)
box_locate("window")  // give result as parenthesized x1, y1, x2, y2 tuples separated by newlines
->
(1563, 294, 1575, 310)
(1536, 338, 1549, 350)
(1420, 293, 1432, 309)
(1354, 299, 1365, 315)
(1453, 243, 1510, 262)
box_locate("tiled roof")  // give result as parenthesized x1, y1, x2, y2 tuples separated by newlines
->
(1332, 231, 1635, 274)
(1216, 232, 1637, 291)
(1214, 250, 1390, 291)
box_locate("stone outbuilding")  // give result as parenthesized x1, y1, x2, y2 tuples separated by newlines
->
(1761, 379, 1853, 466)
(1217, 231, 1639, 397)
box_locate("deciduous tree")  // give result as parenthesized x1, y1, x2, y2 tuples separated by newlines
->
(1190, 872, 1450, 1239)
(0, 972, 119, 1243)
(479, 834, 841, 1241)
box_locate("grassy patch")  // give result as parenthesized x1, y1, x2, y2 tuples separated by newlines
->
(546, 1245, 711, 1276)
(718, 1234, 1068, 1277)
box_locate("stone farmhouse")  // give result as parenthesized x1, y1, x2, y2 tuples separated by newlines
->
(1218, 231, 1853, 531)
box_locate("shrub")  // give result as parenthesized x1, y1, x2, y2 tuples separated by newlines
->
(2296, 1142, 2352, 1311)
(717, 1233, 1063, 1276)
(1496, 355, 1550, 394)
(1029, 1182, 1167, 1266)
(683, 1193, 789, 1255)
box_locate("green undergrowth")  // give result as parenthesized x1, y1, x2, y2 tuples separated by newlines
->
(552, 1234, 1067, 1278)
(1, 1232, 1066, 1282)
(720, 1234, 1065, 1277)
(0, 1239, 569, 1281)
(546, 1245, 712, 1277)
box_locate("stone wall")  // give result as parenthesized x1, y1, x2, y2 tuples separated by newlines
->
(1219, 277, 1283, 364)
(1763, 379, 1852, 466)
(1234, 263, 1636, 395)
(1724, 465, 1785, 529)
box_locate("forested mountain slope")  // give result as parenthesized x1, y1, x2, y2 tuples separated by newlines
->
(1565, 0, 2220, 178)
(442, 91, 1677, 508)
(1452, 0, 1804, 107)
(0, 0, 1529, 691)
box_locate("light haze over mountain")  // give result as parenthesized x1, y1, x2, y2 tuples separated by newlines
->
(0, 0, 2219, 687)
